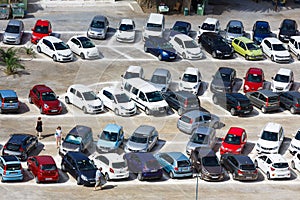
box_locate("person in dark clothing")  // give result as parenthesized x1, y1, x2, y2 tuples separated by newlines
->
(36, 117, 43, 139)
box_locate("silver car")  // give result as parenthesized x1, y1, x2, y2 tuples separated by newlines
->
(124, 125, 159, 153)
(3, 19, 24, 45)
(87, 15, 109, 40)
(149, 68, 171, 92)
(224, 20, 244, 43)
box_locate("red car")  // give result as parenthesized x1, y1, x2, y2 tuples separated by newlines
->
(28, 84, 62, 114)
(243, 67, 264, 93)
(27, 155, 59, 183)
(31, 19, 52, 44)
(220, 127, 247, 155)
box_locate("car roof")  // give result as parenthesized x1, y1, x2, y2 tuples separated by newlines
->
(1, 155, 20, 163)
(152, 68, 170, 77)
(290, 36, 300, 41)
(126, 65, 143, 73)
(147, 13, 164, 24)
(92, 15, 107, 21)
(182, 110, 210, 118)
(227, 20, 243, 27)
(255, 21, 269, 27)
(203, 17, 219, 24)
(218, 67, 234, 74)
(125, 78, 159, 93)
(227, 127, 245, 136)
(147, 36, 169, 43)
(120, 18, 133, 25)
(227, 154, 253, 165)
(282, 19, 296, 24)
(235, 36, 254, 44)
(263, 122, 282, 132)
(164, 152, 189, 161)
(201, 32, 221, 38)
(98, 153, 125, 163)
(35, 19, 50, 26)
(194, 147, 216, 157)
(194, 126, 214, 135)
(67, 151, 89, 160)
(68, 125, 92, 137)
(9, 134, 33, 143)
(266, 154, 287, 162)
(247, 67, 263, 75)
(125, 152, 156, 161)
(184, 67, 199, 75)
(0, 90, 17, 98)
(33, 84, 53, 93)
(276, 68, 292, 76)
(69, 84, 92, 93)
(101, 86, 124, 95)
(174, 90, 198, 99)
(173, 21, 191, 27)
(7, 19, 23, 26)
(134, 125, 155, 136)
(264, 37, 282, 44)
(227, 93, 249, 101)
(281, 91, 300, 98)
(256, 89, 278, 97)
(103, 124, 122, 133)
(43, 36, 63, 43)
(33, 155, 56, 165)
(173, 33, 194, 41)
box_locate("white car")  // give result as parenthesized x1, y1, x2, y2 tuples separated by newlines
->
(197, 17, 220, 39)
(67, 35, 100, 59)
(169, 34, 203, 60)
(179, 67, 202, 95)
(261, 37, 291, 63)
(121, 65, 144, 87)
(116, 19, 136, 43)
(271, 68, 294, 92)
(254, 154, 290, 180)
(288, 36, 300, 60)
(89, 153, 129, 180)
(256, 122, 284, 154)
(289, 129, 300, 154)
(143, 13, 165, 40)
(291, 152, 300, 172)
(65, 84, 103, 114)
(97, 86, 136, 116)
(149, 68, 171, 92)
(37, 36, 73, 62)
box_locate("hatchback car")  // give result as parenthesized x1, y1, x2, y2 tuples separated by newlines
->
(3, 19, 24, 45)
(116, 18, 136, 43)
(144, 36, 177, 61)
(278, 19, 298, 42)
(170, 21, 191, 37)
(28, 84, 62, 115)
(149, 68, 172, 92)
(37, 36, 73, 62)
(271, 68, 294, 93)
(179, 67, 202, 95)
(197, 17, 220, 38)
(210, 67, 236, 93)
(96, 124, 124, 153)
(220, 127, 247, 155)
(67, 35, 100, 59)
(31, 19, 52, 44)
(0, 89, 19, 113)
(243, 67, 265, 93)
(61, 151, 97, 185)
(89, 153, 129, 180)
(261, 37, 291, 63)
(252, 21, 273, 44)
(0, 155, 23, 182)
(2, 134, 38, 161)
(124, 125, 159, 153)
(154, 152, 193, 178)
(288, 36, 300, 60)
(224, 20, 245, 43)
(232, 37, 264, 60)
(254, 154, 290, 180)
(87, 15, 109, 40)
(279, 91, 300, 114)
(27, 155, 59, 183)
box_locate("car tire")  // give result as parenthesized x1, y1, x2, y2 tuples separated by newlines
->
(76, 176, 82, 185)
(137, 173, 143, 181)
(61, 163, 66, 172)
(212, 51, 217, 58)
(267, 172, 271, 180)
(178, 108, 183, 116)
(230, 108, 236, 116)
(288, 45, 291, 52)
(145, 108, 150, 115)
(254, 160, 258, 168)
(83, 107, 87, 114)
(40, 107, 44, 114)
(80, 53, 85, 60)
(212, 95, 218, 104)
(232, 172, 236, 180)
(182, 52, 186, 59)
(245, 55, 249, 60)
(105, 173, 110, 181)
(271, 55, 275, 62)
(158, 54, 162, 61)
(1, 176, 5, 183)
(35, 176, 40, 184)
(28, 96, 33, 104)
(114, 109, 119, 116)
(261, 106, 267, 113)
(169, 171, 174, 179)
(213, 122, 219, 129)
(65, 96, 70, 104)
(37, 46, 41, 53)
(297, 54, 300, 61)
(52, 55, 57, 62)
(0, 108, 2, 114)
(290, 107, 296, 114)
(23, 153, 28, 161)
(35, 141, 38, 148)
(144, 46, 148, 52)
(292, 160, 296, 169)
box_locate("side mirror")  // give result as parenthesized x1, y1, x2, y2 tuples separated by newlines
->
(221, 138, 224, 141)
(271, 77, 274, 80)
(243, 77, 246, 80)
(57, 96, 59, 99)
(62, 138, 64, 141)
(121, 74, 124, 77)
(198, 25, 201, 29)
(31, 28, 34, 31)
(179, 77, 181, 80)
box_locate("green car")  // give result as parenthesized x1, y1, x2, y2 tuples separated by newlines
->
(232, 37, 264, 60)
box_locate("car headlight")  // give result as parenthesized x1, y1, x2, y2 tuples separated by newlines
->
(244, 85, 249, 90)
(216, 50, 222, 54)
(59, 102, 62, 107)
(161, 87, 166, 92)
(254, 37, 262, 43)
(88, 104, 93, 108)
(257, 143, 261, 148)
(258, 87, 263, 90)
(236, 148, 241, 152)
(179, 83, 182, 87)
(58, 53, 63, 56)
(80, 174, 88, 181)
(272, 146, 279, 150)
(279, 35, 284, 38)
(202, 168, 209, 175)
(162, 51, 168, 56)
(285, 85, 290, 89)
(120, 106, 126, 110)
(44, 104, 49, 108)
(193, 85, 198, 89)
(187, 50, 192, 54)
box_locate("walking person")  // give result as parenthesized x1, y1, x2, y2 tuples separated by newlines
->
(36, 117, 43, 140)
(55, 126, 62, 149)
(94, 167, 104, 191)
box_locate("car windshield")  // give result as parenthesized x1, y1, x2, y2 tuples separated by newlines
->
(160, 41, 173, 49)
(184, 40, 198, 48)
(273, 162, 289, 168)
(6, 164, 21, 170)
(215, 72, 231, 82)
(268, 96, 279, 103)
(246, 43, 259, 50)
(274, 74, 289, 83)
(191, 133, 208, 144)
(180, 115, 191, 123)
(145, 160, 159, 169)
(240, 164, 256, 170)
(91, 20, 105, 28)
(119, 24, 134, 31)
(295, 131, 300, 140)
(65, 134, 82, 145)
(178, 160, 190, 167)
(201, 23, 215, 31)
(112, 162, 126, 169)
(214, 38, 227, 46)
(224, 134, 241, 145)
(272, 44, 286, 51)
(42, 92, 57, 101)
(6, 25, 19, 34)
(173, 25, 187, 33)
(54, 42, 69, 50)
(77, 160, 96, 171)
(34, 25, 49, 34)
(100, 131, 119, 142)
(202, 156, 220, 167)
(281, 22, 296, 31)
(146, 23, 162, 31)
(6, 143, 20, 151)
(146, 91, 163, 102)
(82, 91, 98, 101)
(78, 37, 95, 48)
(124, 72, 139, 79)
(261, 131, 278, 141)
(256, 25, 270, 34)
(182, 74, 197, 83)
(228, 26, 242, 34)
(3, 97, 18, 103)
(115, 93, 130, 103)
(247, 74, 262, 83)
(130, 133, 148, 144)
(151, 75, 166, 84)
(41, 164, 57, 171)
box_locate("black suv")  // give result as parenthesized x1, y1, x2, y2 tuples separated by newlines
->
(279, 91, 300, 114)
(2, 134, 38, 161)
(210, 67, 236, 93)
(279, 19, 298, 42)
(61, 151, 97, 185)
(162, 90, 201, 115)
(212, 92, 253, 116)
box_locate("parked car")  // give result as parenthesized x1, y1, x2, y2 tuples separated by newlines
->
(169, 34, 203, 60)
(65, 84, 104, 114)
(96, 124, 124, 153)
(291, 152, 300, 172)
(224, 20, 245, 43)
(124, 125, 159, 153)
(289, 129, 300, 154)
(142, 13, 165, 40)
(154, 152, 193, 178)
(27, 155, 59, 183)
(197, 17, 220, 38)
(220, 127, 247, 155)
(124, 152, 162, 181)
(87, 15, 109, 40)
(3, 19, 24, 45)
(97, 86, 136, 116)
(288, 36, 300, 60)
(254, 154, 290, 180)
(179, 67, 202, 95)
(220, 154, 258, 181)
(231, 37, 264, 60)
(61, 151, 97, 185)
(212, 93, 253, 116)
(149, 68, 172, 92)
(271, 68, 294, 92)
(89, 153, 129, 180)
(121, 65, 144, 87)
(67, 35, 100, 59)
(190, 148, 225, 181)
(31, 19, 52, 44)
(255, 122, 284, 154)
(245, 89, 280, 113)
(170, 21, 191, 37)
(0, 155, 23, 182)
(28, 84, 62, 115)
(0, 89, 19, 113)
(162, 90, 200, 116)
(278, 19, 298, 42)
(144, 36, 177, 61)
(252, 21, 273, 44)
(198, 32, 234, 59)
(116, 18, 136, 43)
(279, 91, 300, 114)
(243, 67, 265, 93)
(2, 134, 38, 161)
(261, 37, 291, 63)
(37, 36, 73, 62)
(186, 126, 217, 155)
(210, 67, 236, 93)
(177, 110, 221, 134)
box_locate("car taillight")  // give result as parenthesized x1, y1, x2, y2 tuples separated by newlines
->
(3, 145, 7, 150)
(3, 165, 6, 175)
(266, 99, 268, 107)
(109, 168, 114, 173)
(174, 167, 178, 171)
(237, 169, 244, 175)
(270, 167, 275, 171)
(189, 119, 193, 124)
(253, 169, 258, 174)
(236, 106, 241, 110)
(184, 100, 188, 108)
(1, 99, 4, 108)
(19, 146, 24, 152)
(295, 103, 300, 107)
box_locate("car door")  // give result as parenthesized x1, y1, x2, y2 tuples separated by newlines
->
(262, 40, 272, 57)
(102, 90, 114, 110)
(241, 131, 247, 150)
(43, 39, 55, 57)
(137, 90, 147, 111)
(95, 155, 109, 172)
(173, 37, 183, 55)
(0, 160, 4, 176)
(158, 153, 168, 169)
(200, 35, 209, 52)
(74, 90, 84, 109)
(227, 156, 238, 173)
(31, 88, 39, 106)
(168, 92, 179, 110)
(70, 38, 81, 55)
(280, 93, 289, 108)
(249, 92, 260, 107)
(68, 158, 78, 178)
(258, 155, 268, 173)
(289, 38, 297, 54)
(116, 128, 124, 148)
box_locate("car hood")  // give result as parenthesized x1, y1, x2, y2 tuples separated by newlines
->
(280, 30, 297, 36)
(4, 32, 20, 38)
(86, 99, 102, 107)
(84, 47, 99, 55)
(273, 50, 290, 56)
(248, 49, 263, 56)
(186, 141, 209, 150)
(57, 49, 72, 56)
(214, 45, 232, 53)
(144, 29, 162, 37)
(221, 142, 241, 151)
(203, 165, 222, 174)
(61, 141, 80, 151)
(90, 27, 105, 33)
(244, 81, 263, 91)
(151, 83, 167, 91)
(126, 140, 148, 151)
(97, 139, 117, 149)
(254, 32, 271, 40)
(119, 101, 136, 110)
(32, 32, 49, 39)
(80, 169, 97, 179)
(272, 81, 291, 89)
(226, 33, 243, 40)
(186, 47, 202, 55)
(257, 138, 279, 148)
(43, 100, 61, 108)
(117, 30, 135, 38)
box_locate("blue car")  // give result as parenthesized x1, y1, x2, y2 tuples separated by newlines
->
(0, 90, 19, 113)
(252, 21, 273, 44)
(96, 124, 124, 152)
(144, 36, 177, 61)
(154, 152, 193, 179)
(170, 21, 191, 37)
(0, 155, 23, 182)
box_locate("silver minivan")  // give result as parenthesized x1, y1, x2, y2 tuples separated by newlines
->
(87, 15, 109, 39)
(3, 19, 24, 45)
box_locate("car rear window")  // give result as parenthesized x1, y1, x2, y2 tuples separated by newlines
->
(268, 96, 278, 103)
(180, 115, 191, 123)
(239, 100, 251, 107)
(41, 164, 57, 171)
(6, 143, 20, 151)
(273, 162, 289, 168)
(6, 164, 21, 170)
(240, 164, 255, 170)
(178, 160, 190, 167)
(112, 162, 126, 169)
(145, 160, 159, 169)
(3, 97, 18, 103)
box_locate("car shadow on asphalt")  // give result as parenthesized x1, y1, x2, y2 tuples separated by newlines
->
(232, 78, 243, 92)
(280, 137, 292, 155)
(197, 81, 208, 96)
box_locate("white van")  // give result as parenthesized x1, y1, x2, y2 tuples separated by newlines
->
(143, 13, 165, 41)
(122, 78, 169, 115)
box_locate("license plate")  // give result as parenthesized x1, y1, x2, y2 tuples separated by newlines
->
(211, 176, 218, 179)
(246, 176, 252, 179)
(10, 172, 18, 174)
(45, 178, 52, 180)
(170, 57, 175, 59)
(51, 110, 58, 112)
(151, 170, 157, 172)
(244, 111, 250, 113)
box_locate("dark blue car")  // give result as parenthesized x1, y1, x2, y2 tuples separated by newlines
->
(170, 21, 191, 37)
(279, 19, 298, 42)
(252, 21, 273, 44)
(144, 36, 177, 61)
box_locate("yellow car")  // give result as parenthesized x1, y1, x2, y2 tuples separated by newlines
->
(232, 37, 264, 60)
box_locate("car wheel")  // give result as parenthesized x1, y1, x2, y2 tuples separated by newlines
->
(298, 54, 300, 61)
(232, 172, 236, 180)
(144, 46, 148, 52)
(292, 160, 296, 169)
(169, 171, 174, 179)
(212, 95, 218, 104)
(35, 176, 40, 184)
(0, 108, 2, 114)
(213, 122, 219, 129)
(37, 46, 41, 53)
(83, 106, 87, 114)
(145, 108, 150, 115)
(288, 45, 291, 52)
(212, 51, 217, 58)
(1, 176, 5, 183)
(40, 107, 44, 114)
(271, 55, 275, 62)
(52, 55, 57, 62)
(77, 176, 82, 185)
(114, 109, 119, 116)
(261, 106, 267, 113)
(28, 96, 33, 104)
(80, 53, 85, 60)
(230, 108, 236, 116)
(245, 55, 249, 60)
(178, 108, 183, 116)
(182, 52, 186, 59)
(105, 173, 110, 181)
(137, 173, 143, 181)
(267, 172, 271, 180)
(61, 163, 66, 172)
(65, 96, 70, 104)
(290, 107, 296, 114)
(254, 160, 258, 168)
(35, 141, 38, 148)
(158, 54, 162, 61)
(23, 153, 28, 161)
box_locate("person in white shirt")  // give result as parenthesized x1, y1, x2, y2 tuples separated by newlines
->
(55, 126, 62, 149)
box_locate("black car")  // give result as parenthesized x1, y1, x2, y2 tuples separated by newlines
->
(279, 91, 300, 114)
(220, 154, 258, 181)
(170, 21, 191, 37)
(144, 36, 177, 61)
(162, 90, 201, 115)
(199, 32, 234, 59)
(279, 19, 298, 42)
(2, 134, 38, 161)
(210, 67, 237, 93)
(61, 151, 97, 185)
(212, 92, 253, 116)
